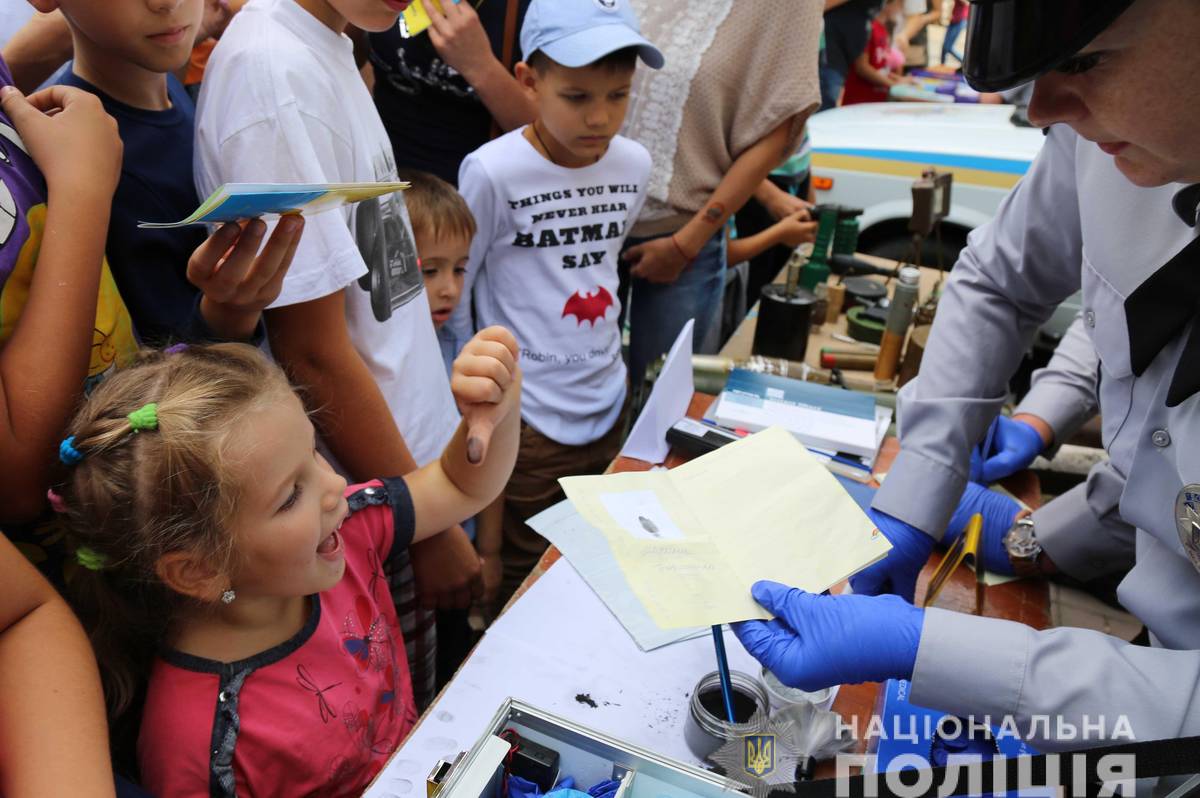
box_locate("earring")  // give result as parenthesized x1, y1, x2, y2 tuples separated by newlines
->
(221, 589, 236, 604)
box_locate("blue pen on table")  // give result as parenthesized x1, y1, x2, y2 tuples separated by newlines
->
(710, 625, 737, 723)
(808, 446, 873, 473)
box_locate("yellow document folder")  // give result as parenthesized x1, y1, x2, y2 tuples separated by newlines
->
(559, 426, 892, 629)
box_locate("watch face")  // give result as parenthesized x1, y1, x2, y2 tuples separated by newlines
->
(1005, 520, 1040, 560)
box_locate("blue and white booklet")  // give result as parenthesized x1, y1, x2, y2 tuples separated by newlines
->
(138, 181, 409, 228)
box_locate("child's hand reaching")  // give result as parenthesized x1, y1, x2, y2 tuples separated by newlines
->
(773, 211, 819, 249)
(0, 85, 121, 199)
(451, 326, 520, 464)
(187, 215, 306, 340)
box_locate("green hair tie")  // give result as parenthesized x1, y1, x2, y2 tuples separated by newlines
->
(75, 546, 108, 572)
(127, 403, 159, 432)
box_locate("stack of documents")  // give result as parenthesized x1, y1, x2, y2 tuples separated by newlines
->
(711, 369, 883, 460)
(557, 427, 892, 630)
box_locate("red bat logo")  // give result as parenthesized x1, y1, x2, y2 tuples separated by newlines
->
(561, 286, 614, 327)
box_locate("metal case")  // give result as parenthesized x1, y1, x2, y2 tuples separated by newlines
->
(428, 699, 747, 798)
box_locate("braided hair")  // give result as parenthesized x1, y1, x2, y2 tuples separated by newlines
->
(52, 343, 294, 725)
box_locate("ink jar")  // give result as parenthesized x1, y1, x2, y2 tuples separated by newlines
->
(683, 670, 770, 760)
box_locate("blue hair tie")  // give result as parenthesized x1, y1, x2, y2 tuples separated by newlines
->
(59, 436, 84, 466)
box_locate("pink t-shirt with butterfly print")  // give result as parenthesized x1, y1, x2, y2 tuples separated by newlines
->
(139, 480, 418, 798)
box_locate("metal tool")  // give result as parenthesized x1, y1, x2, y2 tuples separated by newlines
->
(909, 169, 954, 270)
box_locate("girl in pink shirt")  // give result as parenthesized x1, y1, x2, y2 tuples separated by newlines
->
(52, 335, 521, 797)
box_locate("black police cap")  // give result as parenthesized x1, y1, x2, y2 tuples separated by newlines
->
(962, 0, 1136, 92)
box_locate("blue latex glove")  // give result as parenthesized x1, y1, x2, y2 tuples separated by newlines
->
(587, 780, 621, 798)
(848, 508, 935, 602)
(970, 416, 1045, 483)
(510, 776, 576, 798)
(509, 777, 543, 798)
(733, 581, 924, 692)
(942, 482, 1020, 575)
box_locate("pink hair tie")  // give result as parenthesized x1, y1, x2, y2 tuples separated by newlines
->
(46, 489, 67, 514)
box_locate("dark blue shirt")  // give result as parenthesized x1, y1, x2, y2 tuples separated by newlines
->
(368, 2, 529, 186)
(57, 68, 211, 346)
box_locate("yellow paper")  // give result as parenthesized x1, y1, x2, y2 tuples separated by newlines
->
(400, 0, 445, 37)
(559, 427, 892, 629)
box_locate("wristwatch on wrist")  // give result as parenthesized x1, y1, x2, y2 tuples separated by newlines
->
(1003, 515, 1043, 578)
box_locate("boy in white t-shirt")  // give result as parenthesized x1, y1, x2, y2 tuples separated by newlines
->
(448, 0, 662, 606)
(194, 0, 485, 708)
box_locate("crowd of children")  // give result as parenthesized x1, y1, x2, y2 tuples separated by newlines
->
(0, 0, 825, 794)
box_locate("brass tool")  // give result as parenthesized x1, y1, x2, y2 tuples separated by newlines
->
(923, 513, 986, 615)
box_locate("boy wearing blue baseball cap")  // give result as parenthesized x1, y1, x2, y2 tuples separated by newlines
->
(448, 0, 662, 607)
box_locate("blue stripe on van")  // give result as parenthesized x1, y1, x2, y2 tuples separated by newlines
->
(814, 147, 1032, 175)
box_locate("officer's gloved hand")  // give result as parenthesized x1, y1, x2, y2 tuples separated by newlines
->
(848, 509, 934, 602)
(733, 581, 925, 692)
(942, 482, 1020, 575)
(970, 415, 1045, 483)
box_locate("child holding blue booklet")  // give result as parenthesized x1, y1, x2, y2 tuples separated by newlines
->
(44, 0, 304, 345)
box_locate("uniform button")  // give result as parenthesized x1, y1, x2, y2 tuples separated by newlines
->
(1084, 310, 1096, 328)
(1152, 429, 1171, 447)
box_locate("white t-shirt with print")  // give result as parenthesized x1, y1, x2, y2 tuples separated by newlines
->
(449, 128, 650, 446)
(194, 0, 457, 466)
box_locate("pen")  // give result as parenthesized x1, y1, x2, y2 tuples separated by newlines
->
(700, 418, 748, 437)
(711, 626, 737, 724)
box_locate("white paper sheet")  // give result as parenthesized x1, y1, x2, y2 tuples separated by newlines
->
(620, 320, 695, 464)
(364, 560, 762, 798)
(526, 500, 704, 651)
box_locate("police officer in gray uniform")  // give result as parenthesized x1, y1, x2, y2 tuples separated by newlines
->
(735, 0, 1200, 753)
